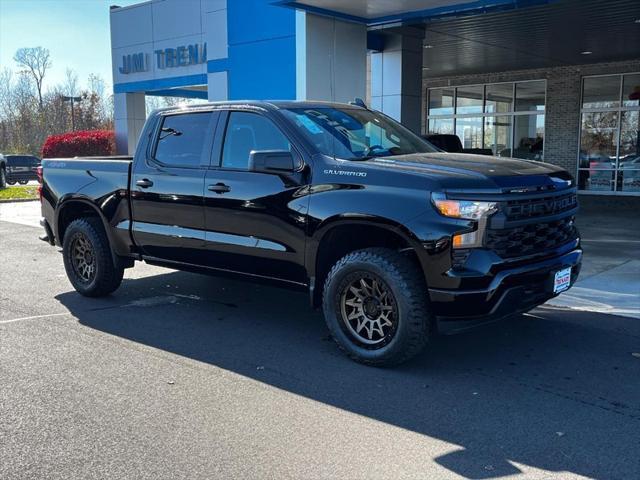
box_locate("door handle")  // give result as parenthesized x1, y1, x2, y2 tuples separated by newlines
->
(208, 183, 231, 194)
(136, 178, 154, 188)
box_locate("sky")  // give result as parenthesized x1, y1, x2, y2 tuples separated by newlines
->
(0, 0, 140, 92)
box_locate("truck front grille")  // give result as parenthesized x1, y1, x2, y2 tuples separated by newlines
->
(505, 192, 577, 221)
(485, 216, 577, 259)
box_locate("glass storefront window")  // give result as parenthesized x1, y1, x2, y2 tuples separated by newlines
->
(622, 74, 640, 108)
(578, 169, 614, 192)
(428, 118, 454, 135)
(456, 85, 483, 114)
(515, 80, 545, 112)
(580, 112, 618, 169)
(485, 83, 513, 113)
(484, 115, 512, 157)
(428, 88, 454, 116)
(582, 76, 621, 109)
(455, 117, 483, 149)
(426, 80, 545, 161)
(578, 73, 640, 194)
(619, 170, 640, 192)
(619, 111, 640, 169)
(513, 114, 544, 161)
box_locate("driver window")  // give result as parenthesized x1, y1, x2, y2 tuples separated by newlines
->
(221, 112, 291, 170)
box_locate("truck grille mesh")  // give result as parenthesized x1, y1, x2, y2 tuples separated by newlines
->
(505, 192, 577, 221)
(486, 216, 577, 258)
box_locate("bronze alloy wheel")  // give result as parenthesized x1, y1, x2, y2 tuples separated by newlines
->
(339, 273, 398, 348)
(70, 232, 96, 283)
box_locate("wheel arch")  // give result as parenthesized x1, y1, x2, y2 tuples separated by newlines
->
(54, 196, 128, 267)
(308, 215, 424, 308)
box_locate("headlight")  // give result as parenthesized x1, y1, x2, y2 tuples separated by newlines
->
(431, 193, 497, 220)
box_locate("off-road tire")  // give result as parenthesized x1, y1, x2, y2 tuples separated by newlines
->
(62, 217, 124, 297)
(322, 248, 432, 367)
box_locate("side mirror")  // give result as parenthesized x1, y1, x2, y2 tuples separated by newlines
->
(249, 150, 295, 174)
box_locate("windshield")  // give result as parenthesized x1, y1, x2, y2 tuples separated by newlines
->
(280, 107, 439, 160)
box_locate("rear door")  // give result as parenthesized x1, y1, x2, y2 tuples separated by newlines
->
(130, 110, 218, 264)
(202, 110, 310, 284)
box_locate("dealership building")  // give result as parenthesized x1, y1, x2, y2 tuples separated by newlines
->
(110, 0, 640, 197)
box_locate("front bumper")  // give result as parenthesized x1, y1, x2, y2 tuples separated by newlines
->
(430, 247, 582, 332)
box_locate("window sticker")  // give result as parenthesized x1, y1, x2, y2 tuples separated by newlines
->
(296, 114, 323, 134)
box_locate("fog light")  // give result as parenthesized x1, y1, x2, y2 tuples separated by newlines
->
(452, 231, 479, 248)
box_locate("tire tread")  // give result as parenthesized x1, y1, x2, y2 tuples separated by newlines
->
(322, 248, 431, 367)
(63, 217, 124, 297)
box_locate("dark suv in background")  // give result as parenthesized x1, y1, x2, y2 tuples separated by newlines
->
(5, 155, 41, 185)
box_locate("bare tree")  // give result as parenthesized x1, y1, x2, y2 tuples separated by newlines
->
(64, 68, 79, 98)
(13, 47, 51, 109)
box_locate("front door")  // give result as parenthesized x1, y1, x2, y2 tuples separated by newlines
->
(130, 110, 218, 264)
(202, 110, 310, 285)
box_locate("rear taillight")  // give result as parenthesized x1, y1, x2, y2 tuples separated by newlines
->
(37, 166, 43, 201)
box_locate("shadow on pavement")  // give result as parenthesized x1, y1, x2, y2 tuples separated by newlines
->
(56, 269, 640, 479)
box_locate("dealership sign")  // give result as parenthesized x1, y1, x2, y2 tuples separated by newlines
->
(119, 43, 207, 74)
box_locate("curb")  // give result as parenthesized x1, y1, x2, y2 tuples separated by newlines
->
(0, 198, 39, 203)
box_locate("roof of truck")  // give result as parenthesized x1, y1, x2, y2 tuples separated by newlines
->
(152, 100, 366, 115)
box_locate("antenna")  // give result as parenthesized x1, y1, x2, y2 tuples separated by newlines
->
(349, 98, 367, 108)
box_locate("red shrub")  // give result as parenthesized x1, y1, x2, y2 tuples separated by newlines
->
(42, 130, 115, 158)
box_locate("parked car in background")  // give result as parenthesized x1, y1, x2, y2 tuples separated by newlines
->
(0, 154, 6, 188)
(5, 155, 41, 185)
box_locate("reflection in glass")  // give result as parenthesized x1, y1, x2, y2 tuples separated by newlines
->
(513, 114, 544, 160)
(578, 169, 614, 191)
(484, 116, 512, 157)
(582, 76, 621, 109)
(619, 111, 640, 170)
(456, 85, 483, 114)
(485, 83, 513, 113)
(515, 81, 545, 112)
(579, 112, 618, 169)
(455, 117, 483, 149)
(428, 118, 454, 135)
(620, 170, 640, 192)
(623, 74, 640, 108)
(428, 88, 454, 116)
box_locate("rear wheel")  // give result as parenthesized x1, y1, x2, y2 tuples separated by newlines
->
(62, 217, 124, 297)
(322, 248, 432, 366)
(0, 167, 6, 188)
(18, 180, 28, 185)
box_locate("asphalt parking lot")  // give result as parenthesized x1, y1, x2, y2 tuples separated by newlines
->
(1, 203, 639, 479)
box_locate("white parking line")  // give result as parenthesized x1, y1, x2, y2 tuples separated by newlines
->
(0, 312, 69, 325)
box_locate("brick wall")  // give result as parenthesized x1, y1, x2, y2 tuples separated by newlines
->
(422, 59, 640, 176)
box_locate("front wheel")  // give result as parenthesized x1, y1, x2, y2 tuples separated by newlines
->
(62, 217, 124, 297)
(322, 248, 432, 366)
(0, 167, 6, 188)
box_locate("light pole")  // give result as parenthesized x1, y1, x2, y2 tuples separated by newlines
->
(61, 95, 82, 131)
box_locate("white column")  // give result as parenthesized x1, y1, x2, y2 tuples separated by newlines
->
(370, 32, 423, 133)
(114, 92, 146, 155)
(295, 12, 367, 103)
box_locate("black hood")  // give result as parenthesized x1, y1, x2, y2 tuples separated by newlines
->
(361, 152, 572, 191)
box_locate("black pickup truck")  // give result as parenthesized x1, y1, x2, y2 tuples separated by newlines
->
(40, 101, 581, 366)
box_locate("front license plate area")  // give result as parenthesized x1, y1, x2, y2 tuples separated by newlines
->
(553, 267, 572, 294)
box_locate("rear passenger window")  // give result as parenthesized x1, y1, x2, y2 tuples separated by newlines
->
(9, 156, 30, 167)
(221, 112, 291, 170)
(154, 112, 212, 167)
